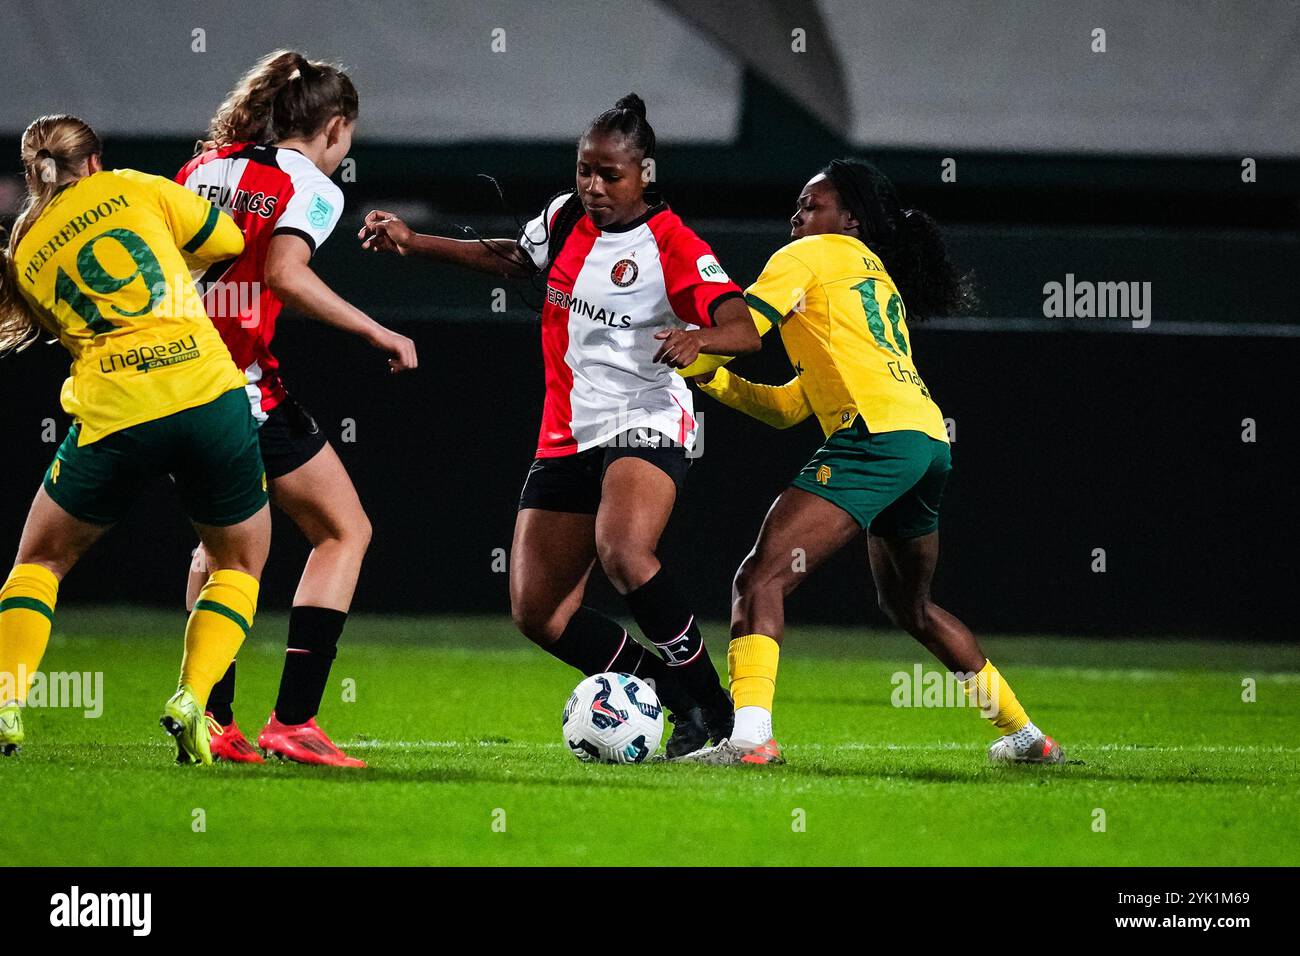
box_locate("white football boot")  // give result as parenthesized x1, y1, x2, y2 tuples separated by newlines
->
(673, 737, 785, 765)
(988, 726, 1064, 764)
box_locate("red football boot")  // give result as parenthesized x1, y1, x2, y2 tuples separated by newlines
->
(257, 713, 367, 768)
(207, 714, 265, 764)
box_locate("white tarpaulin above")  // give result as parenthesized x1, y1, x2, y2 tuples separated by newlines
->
(0, 0, 742, 143)
(821, 0, 1300, 156)
(2, 0, 1295, 156)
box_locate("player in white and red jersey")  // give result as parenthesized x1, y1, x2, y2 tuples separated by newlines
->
(178, 139, 336, 423)
(360, 95, 760, 756)
(177, 51, 418, 767)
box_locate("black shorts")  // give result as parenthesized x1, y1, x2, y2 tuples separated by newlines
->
(518, 429, 691, 514)
(260, 394, 329, 480)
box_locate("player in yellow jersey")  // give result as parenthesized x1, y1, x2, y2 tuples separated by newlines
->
(658, 159, 1063, 766)
(0, 115, 271, 765)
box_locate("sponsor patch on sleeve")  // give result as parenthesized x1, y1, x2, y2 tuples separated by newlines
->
(696, 254, 729, 283)
(307, 193, 335, 229)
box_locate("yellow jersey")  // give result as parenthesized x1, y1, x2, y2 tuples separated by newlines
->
(15, 168, 246, 445)
(701, 233, 947, 443)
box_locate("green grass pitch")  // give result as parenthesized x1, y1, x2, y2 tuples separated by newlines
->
(3, 607, 1297, 866)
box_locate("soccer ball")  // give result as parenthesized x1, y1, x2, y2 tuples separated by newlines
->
(562, 672, 664, 764)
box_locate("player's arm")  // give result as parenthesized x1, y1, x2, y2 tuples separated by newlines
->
(651, 227, 763, 368)
(693, 366, 813, 430)
(668, 246, 813, 376)
(653, 296, 762, 368)
(264, 233, 417, 373)
(357, 210, 532, 278)
(154, 176, 245, 264)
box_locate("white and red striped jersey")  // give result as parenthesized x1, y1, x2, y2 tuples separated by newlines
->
(518, 193, 743, 457)
(176, 143, 344, 421)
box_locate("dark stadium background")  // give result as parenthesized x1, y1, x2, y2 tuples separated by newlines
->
(2, 1, 1295, 639)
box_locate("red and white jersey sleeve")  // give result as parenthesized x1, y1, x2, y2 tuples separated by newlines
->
(650, 215, 743, 328)
(517, 192, 574, 271)
(529, 199, 743, 458)
(175, 143, 344, 422)
(273, 166, 344, 255)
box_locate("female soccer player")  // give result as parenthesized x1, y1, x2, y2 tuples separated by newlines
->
(176, 50, 418, 766)
(674, 159, 1064, 766)
(358, 95, 759, 755)
(0, 114, 269, 765)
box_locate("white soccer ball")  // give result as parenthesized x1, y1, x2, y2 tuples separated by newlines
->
(562, 672, 664, 764)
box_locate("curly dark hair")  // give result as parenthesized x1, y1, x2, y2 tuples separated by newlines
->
(821, 158, 977, 320)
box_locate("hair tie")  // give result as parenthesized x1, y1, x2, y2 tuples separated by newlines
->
(37, 155, 58, 184)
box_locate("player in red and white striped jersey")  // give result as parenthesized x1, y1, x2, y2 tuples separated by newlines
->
(178, 51, 418, 767)
(360, 95, 760, 756)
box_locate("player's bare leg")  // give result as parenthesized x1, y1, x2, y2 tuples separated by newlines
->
(509, 507, 598, 649)
(868, 533, 1063, 764)
(597, 456, 733, 751)
(512, 504, 709, 752)
(1, 488, 108, 755)
(194, 444, 373, 766)
(250, 444, 371, 767)
(594, 457, 674, 598)
(731, 489, 860, 643)
(867, 532, 984, 673)
(272, 445, 371, 612)
(167, 506, 270, 765)
(677, 488, 858, 764)
(11, 486, 108, 580)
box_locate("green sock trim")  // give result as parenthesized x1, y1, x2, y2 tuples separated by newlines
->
(192, 599, 251, 638)
(0, 596, 54, 622)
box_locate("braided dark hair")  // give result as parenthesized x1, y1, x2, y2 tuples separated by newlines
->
(821, 158, 977, 320)
(530, 94, 656, 279)
(585, 93, 655, 160)
(518, 188, 585, 309)
(448, 180, 586, 315)
(462, 95, 657, 313)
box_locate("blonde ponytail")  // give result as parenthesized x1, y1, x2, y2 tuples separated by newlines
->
(0, 114, 102, 354)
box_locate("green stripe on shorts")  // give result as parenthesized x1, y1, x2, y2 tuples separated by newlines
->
(0, 596, 55, 622)
(193, 599, 251, 637)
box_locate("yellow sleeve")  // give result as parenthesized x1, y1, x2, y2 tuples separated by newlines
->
(676, 304, 774, 378)
(744, 248, 817, 327)
(678, 248, 814, 378)
(152, 175, 245, 264)
(698, 366, 813, 430)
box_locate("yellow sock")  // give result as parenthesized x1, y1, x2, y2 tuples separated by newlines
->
(728, 633, 780, 711)
(0, 564, 60, 706)
(960, 660, 1029, 735)
(182, 569, 258, 710)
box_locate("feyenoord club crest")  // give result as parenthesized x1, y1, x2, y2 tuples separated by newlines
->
(610, 258, 639, 287)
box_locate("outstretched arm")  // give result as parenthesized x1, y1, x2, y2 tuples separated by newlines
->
(694, 366, 812, 430)
(264, 233, 418, 373)
(357, 209, 532, 278)
(653, 296, 763, 368)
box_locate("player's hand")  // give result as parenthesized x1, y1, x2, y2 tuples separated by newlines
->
(369, 326, 418, 373)
(653, 328, 702, 369)
(358, 210, 413, 255)
(690, 370, 717, 386)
